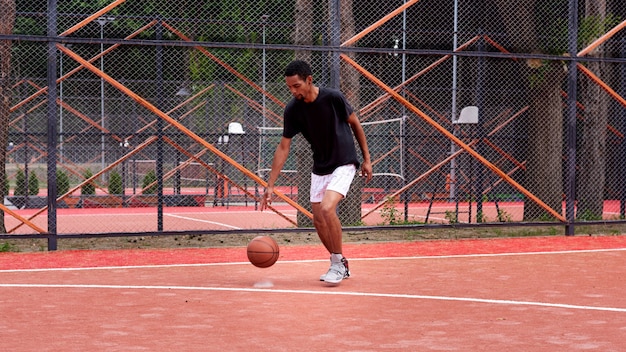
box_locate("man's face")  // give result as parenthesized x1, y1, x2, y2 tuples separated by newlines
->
(285, 74, 312, 101)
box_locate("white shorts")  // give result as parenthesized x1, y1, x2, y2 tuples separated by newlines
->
(310, 164, 357, 203)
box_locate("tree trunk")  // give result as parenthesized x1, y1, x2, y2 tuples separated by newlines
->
(0, 0, 16, 233)
(294, 0, 360, 226)
(294, 0, 314, 227)
(523, 63, 566, 220)
(293, 0, 313, 64)
(338, 0, 362, 226)
(576, 0, 608, 220)
(493, 0, 565, 220)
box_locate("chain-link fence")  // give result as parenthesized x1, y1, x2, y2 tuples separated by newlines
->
(1, 0, 626, 247)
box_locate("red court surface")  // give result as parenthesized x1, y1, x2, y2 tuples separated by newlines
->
(0, 201, 536, 235)
(1, 235, 626, 351)
(4, 199, 624, 235)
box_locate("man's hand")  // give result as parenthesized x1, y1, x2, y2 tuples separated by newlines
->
(361, 160, 373, 183)
(260, 186, 273, 211)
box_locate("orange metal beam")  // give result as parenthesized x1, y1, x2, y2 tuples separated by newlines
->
(342, 54, 565, 222)
(360, 36, 481, 118)
(577, 19, 626, 57)
(481, 163, 526, 195)
(487, 107, 528, 137)
(126, 141, 210, 199)
(482, 139, 525, 171)
(129, 84, 214, 140)
(161, 21, 286, 109)
(224, 84, 284, 127)
(362, 140, 478, 219)
(57, 44, 313, 219)
(487, 35, 624, 138)
(8, 137, 159, 233)
(0, 204, 46, 234)
(164, 137, 298, 227)
(60, 0, 127, 37)
(577, 63, 626, 109)
(483, 35, 518, 61)
(11, 20, 158, 113)
(341, 0, 422, 47)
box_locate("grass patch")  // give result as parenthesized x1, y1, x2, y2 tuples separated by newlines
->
(0, 242, 18, 252)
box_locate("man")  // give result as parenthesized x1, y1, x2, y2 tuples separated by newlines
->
(260, 60, 372, 284)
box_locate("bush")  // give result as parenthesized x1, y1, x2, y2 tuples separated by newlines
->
(108, 170, 123, 195)
(28, 172, 39, 196)
(142, 170, 157, 194)
(14, 169, 26, 196)
(0, 242, 16, 252)
(81, 169, 95, 195)
(56, 170, 70, 195)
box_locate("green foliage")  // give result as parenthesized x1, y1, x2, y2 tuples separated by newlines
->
(380, 196, 401, 225)
(13, 170, 39, 196)
(344, 220, 366, 227)
(541, 13, 621, 54)
(56, 170, 70, 195)
(444, 210, 458, 224)
(529, 12, 621, 89)
(0, 242, 17, 252)
(540, 20, 568, 55)
(108, 170, 123, 195)
(142, 170, 158, 194)
(28, 172, 39, 196)
(578, 14, 621, 50)
(497, 210, 512, 222)
(537, 213, 557, 222)
(81, 169, 96, 195)
(377, 196, 424, 225)
(576, 209, 603, 221)
(14, 169, 26, 196)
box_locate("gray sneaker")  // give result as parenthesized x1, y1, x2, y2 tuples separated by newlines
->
(321, 257, 350, 283)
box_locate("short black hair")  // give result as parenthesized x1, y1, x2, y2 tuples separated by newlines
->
(284, 60, 312, 81)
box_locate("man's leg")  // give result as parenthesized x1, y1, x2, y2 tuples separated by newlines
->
(313, 193, 350, 284)
(311, 190, 344, 255)
(309, 165, 356, 284)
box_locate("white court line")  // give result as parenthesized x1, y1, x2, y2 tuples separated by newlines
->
(2, 248, 626, 313)
(0, 282, 625, 313)
(163, 213, 241, 229)
(2, 247, 626, 274)
(162, 210, 297, 228)
(56, 210, 298, 217)
(356, 246, 626, 260)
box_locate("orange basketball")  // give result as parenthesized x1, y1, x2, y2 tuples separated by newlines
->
(246, 236, 279, 268)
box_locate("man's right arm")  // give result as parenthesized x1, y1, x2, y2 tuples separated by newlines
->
(260, 136, 292, 210)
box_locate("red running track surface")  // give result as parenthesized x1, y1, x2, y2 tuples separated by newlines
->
(1, 235, 626, 351)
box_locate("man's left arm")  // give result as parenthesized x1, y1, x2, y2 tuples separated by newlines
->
(346, 112, 372, 183)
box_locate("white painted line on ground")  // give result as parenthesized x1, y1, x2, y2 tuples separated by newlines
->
(163, 213, 242, 229)
(353, 247, 626, 261)
(1, 247, 625, 273)
(57, 210, 290, 216)
(1, 282, 625, 313)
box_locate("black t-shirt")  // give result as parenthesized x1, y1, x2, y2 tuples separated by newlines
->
(283, 88, 360, 175)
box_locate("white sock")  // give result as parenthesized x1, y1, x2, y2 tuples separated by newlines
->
(330, 253, 343, 263)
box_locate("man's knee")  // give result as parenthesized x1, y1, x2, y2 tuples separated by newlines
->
(317, 201, 339, 219)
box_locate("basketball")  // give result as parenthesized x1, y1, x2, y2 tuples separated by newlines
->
(247, 236, 279, 268)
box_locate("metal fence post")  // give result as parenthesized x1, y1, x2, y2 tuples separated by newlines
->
(620, 38, 626, 218)
(155, 18, 164, 231)
(46, 0, 58, 250)
(329, 0, 340, 89)
(565, 0, 578, 236)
